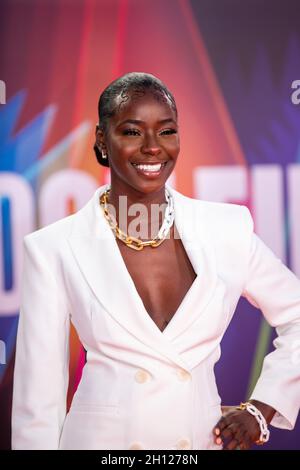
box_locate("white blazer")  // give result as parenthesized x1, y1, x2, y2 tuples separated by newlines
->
(12, 184, 300, 450)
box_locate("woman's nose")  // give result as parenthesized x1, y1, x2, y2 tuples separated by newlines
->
(141, 134, 161, 156)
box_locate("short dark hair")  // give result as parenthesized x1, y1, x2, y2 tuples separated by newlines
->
(94, 72, 178, 167)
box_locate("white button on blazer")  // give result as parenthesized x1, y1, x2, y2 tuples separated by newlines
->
(11, 184, 300, 449)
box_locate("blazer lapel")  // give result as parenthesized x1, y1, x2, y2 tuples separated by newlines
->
(163, 186, 219, 339)
(68, 184, 219, 368)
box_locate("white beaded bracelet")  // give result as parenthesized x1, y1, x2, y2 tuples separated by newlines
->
(237, 402, 270, 445)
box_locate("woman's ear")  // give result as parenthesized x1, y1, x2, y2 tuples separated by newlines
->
(95, 124, 101, 146)
(94, 124, 110, 168)
(95, 125, 106, 151)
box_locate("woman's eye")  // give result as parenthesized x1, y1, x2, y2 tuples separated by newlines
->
(123, 129, 140, 136)
(160, 129, 177, 135)
(122, 128, 177, 136)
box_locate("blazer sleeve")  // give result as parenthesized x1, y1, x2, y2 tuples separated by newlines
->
(11, 234, 70, 449)
(241, 208, 300, 430)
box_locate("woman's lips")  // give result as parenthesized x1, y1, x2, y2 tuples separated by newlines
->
(131, 162, 167, 178)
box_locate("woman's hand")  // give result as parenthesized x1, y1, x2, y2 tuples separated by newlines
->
(213, 400, 276, 450)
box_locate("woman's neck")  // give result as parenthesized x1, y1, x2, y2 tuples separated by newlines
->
(107, 183, 166, 206)
(106, 183, 168, 241)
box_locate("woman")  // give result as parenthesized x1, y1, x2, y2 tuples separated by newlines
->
(12, 72, 300, 450)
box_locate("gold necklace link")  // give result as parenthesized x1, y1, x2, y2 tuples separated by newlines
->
(99, 188, 174, 250)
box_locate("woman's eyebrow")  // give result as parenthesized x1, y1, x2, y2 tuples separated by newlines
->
(117, 118, 177, 126)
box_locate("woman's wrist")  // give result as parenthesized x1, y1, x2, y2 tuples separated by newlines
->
(248, 399, 276, 425)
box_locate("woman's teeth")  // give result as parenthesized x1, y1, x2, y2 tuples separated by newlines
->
(132, 163, 165, 172)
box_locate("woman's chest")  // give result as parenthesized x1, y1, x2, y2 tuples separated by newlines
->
(116, 234, 197, 331)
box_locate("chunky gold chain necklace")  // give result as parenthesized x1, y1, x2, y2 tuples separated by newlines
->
(99, 187, 175, 251)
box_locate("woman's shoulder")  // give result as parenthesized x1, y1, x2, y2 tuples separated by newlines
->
(23, 212, 76, 257)
(22, 185, 106, 251)
(169, 185, 253, 227)
(170, 189, 254, 257)
(24, 185, 106, 248)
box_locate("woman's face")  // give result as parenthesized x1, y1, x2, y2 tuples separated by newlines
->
(96, 91, 180, 196)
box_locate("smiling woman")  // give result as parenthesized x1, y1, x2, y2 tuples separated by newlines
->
(12, 72, 300, 450)
(94, 73, 179, 196)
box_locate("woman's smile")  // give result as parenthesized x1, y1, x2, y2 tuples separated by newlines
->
(96, 91, 179, 197)
(130, 161, 168, 179)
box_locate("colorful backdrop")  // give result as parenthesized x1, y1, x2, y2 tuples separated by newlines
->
(1, 0, 300, 450)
